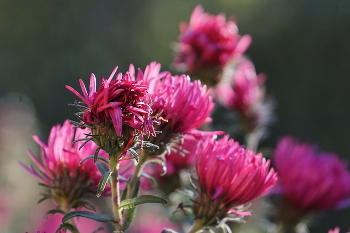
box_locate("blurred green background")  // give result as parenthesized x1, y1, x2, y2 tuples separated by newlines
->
(1, 0, 350, 232)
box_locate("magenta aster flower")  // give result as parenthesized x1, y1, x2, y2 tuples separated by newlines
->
(192, 135, 277, 227)
(173, 5, 251, 86)
(129, 62, 215, 155)
(273, 136, 350, 212)
(21, 120, 109, 209)
(66, 66, 157, 157)
(216, 58, 273, 133)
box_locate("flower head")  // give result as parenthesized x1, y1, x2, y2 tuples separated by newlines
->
(193, 135, 277, 226)
(129, 62, 215, 155)
(216, 58, 273, 133)
(21, 120, 109, 209)
(273, 136, 350, 212)
(173, 5, 251, 86)
(66, 66, 156, 157)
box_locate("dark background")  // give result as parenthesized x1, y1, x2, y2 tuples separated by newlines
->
(1, 0, 350, 232)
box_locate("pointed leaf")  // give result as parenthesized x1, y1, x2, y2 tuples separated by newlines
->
(97, 171, 112, 197)
(119, 195, 167, 210)
(56, 223, 79, 233)
(123, 207, 136, 231)
(94, 147, 101, 163)
(44, 209, 65, 219)
(79, 155, 109, 166)
(96, 161, 110, 176)
(62, 211, 115, 223)
(122, 179, 141, 230)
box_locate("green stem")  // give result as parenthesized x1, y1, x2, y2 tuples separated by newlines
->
(109, 154, 123, 232)
(60, 200, 78, 230)
(121, 151, 147, 224)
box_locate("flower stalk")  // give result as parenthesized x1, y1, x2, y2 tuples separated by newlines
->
(187, 219, 205, 233)
(109, 153, 123, 232)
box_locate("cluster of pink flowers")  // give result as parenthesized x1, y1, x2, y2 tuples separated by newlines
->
(174, 5, 251, 78)
(134, 62, 214, 135)
(273, 136, 350, 212)
(20, 4, 350, 233)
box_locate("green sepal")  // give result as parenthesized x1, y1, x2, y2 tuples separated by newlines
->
(92, 226, 104, 233)
(44, 208, 65, 219)
(62, 211, 115, 223)
(37, 194, 50, 204)
(122, 179, 141, 230)
(119, 195, 167, 210)
(56, 223, 79, 233)
(79, 155, 109, 166)
(97, 171, 112, 197)
(69, 199, 96, 212)
(93, 147, 101, 163)
(96, 161, 110, 176)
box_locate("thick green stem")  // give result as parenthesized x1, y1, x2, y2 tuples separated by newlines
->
(60, 200, 78, 230)
(109, 154, 123, 232)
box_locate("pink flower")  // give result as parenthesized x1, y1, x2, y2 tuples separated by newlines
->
(21, 120, 109, 208)
(216, 58, 272, 132)
(129, 62, 215, 154)
(216, 59, 265, 114)
(173, 5, 251, 85)
(66, 66, 156, 157)
(273, 136, 350, 211)
(193, 135, 277, 225)
(329, 227, 340, 233)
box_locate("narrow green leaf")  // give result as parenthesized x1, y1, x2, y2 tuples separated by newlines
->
(94, 147, 101, 163)
(123, 207, 136, 231)
(122, 179, 141, 230)
(44, 209, 65, 219)
(73, 138, 90, 143)
(79, 155, 109, 166)
(62, 211, 115, 223)
(97, 171, 112, 197)
(128, 148, 139, 163)
(120, 195, 167, 210)
(56, 223, 79, 233)
(96, 161, 110, 176)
